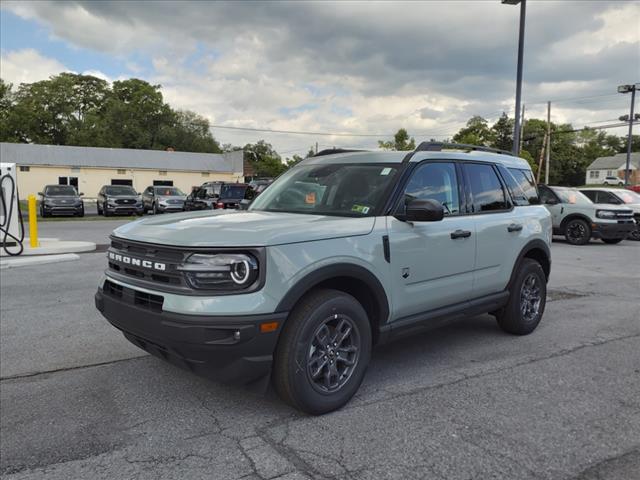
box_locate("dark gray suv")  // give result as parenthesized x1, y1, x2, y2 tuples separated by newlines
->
(39, 185, 84, 217)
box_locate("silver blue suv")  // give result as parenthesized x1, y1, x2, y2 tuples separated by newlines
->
(95, 143, 552, 414)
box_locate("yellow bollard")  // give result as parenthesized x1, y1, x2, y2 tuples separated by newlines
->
(28, 194, 39, 248)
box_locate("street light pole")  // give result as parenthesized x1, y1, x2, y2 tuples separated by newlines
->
(503, 0, 527, 155)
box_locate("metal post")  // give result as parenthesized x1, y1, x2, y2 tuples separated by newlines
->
(28, 194, 38, 248)
(519, 104, 526, 154)
(512, 0, 527, 155)
(545, 101, 551, 184)
(624, 87, 636, 186)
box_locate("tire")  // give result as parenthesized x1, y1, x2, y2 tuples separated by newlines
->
(77, 208, 84, 218)
(602, 238, 623, 244)
(629, 227, 640, 241)
(495, 258, 546, 335)
(564, 218, 591, 245)
(273, 289, 372, 415)
(153, 202, 159, 215)
(40, 206, 47, 218)
(104, 207, 110, 217)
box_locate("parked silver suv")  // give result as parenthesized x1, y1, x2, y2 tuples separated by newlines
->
(96, 143, 552, 414)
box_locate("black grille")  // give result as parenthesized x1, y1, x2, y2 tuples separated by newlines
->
(103, 280, 164, 312)
(115, 199, 136, 205)
(107, 238, 188, 291)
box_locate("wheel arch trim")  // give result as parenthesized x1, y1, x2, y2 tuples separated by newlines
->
(507, 239, 551, 289)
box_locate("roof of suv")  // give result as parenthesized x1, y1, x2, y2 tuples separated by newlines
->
(301, 148, 531, 170)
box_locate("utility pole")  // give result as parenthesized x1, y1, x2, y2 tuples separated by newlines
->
(315, 142, 318, 154)
(503, 0, 527, 155)
(621, 86, 636, 186)
(545, 101, 551, 184)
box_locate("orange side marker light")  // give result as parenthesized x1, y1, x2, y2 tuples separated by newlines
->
(260, 321, 279, 333)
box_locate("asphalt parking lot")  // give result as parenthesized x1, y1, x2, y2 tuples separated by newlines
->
(1, 220, 639, 480)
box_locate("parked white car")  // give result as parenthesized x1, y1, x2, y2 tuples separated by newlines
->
(603, 176, 623, 186)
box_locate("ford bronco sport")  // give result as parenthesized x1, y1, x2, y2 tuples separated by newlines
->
(95, 142, 553, 414)
(538, 185, 635, 245)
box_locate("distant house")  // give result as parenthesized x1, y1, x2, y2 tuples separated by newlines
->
(585, 152, 639, 185)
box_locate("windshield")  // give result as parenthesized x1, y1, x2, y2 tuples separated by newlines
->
(220, 185, 247, 199)
(617, 190, 640, 204)
(155, 187, 184, 196)
(551, 187, 593, 205)
(249, 163, 400, 216)
(45, 185, 77, 196)
(105, 186, 137, 196)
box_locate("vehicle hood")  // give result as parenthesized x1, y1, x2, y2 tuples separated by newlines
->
(560, 203, 633, 215)
(113, 210, 376, 247)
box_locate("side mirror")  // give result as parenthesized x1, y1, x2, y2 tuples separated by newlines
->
(398, 199, 445, 222)
(79, 192, 84, 196)
(38, 192, 44, 196)
(545, 198, 558, 205)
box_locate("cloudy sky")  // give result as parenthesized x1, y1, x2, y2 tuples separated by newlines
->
(1, 1, 638, 156)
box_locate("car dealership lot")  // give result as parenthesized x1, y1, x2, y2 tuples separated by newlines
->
(1, 220, 639, 480)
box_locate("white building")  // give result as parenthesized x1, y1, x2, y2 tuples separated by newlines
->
(0, 143, 245, 198)
(585, 152, 639, 185)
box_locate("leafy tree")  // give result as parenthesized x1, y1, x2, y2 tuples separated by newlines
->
(452, 116, 495, 146)
(0, 79, 18, 142)
(490, 113, 514, 151)
(620, 134, 640, 153)
(158, 110, 222, 153)
(244, 140, 287, 177)
(378, 128, 416, 151)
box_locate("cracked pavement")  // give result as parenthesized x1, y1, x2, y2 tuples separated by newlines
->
(1, 221, 639, 479)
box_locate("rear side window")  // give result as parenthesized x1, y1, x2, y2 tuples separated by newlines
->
(581, 190, 597, 202)
(497, 166, 529, 206)
(508, 168, 540, 205)
(464, 163, 510, 212)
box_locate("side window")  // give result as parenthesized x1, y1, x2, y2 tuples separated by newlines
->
(508, 168, 539, 205)
(538, 185, 556, 204)
(582, 190, 597, 202)
(400, 162, 460, 216)
(497, 166, 529, 206)
(597, 191, 620, 204)
(464, 163, 509, 212)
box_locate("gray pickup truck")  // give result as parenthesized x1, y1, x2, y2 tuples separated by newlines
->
(96, 143, 552, 414)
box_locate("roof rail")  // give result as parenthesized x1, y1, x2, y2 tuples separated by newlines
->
(402, 141, 516, 163)
(313, 148, 368, 157)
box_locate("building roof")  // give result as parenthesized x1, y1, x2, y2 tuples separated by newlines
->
(0, 142, 244, 173)
(587, 152, 639, 170)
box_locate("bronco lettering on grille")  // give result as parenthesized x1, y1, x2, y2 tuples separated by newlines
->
(108, 252, 166, 271)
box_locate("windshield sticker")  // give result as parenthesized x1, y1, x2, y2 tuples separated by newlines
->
(351, 204, 370, 214)
(305, 192, 316, 204)
(380, 167, 392, 176)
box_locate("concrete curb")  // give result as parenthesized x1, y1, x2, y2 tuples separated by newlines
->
(0, 253, 80, 269)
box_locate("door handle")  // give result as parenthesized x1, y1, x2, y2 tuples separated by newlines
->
(450, 229, 472, 239)
(507, 223, 523, 232)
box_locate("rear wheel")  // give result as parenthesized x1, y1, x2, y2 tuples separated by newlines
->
(273, 289, 371, 415)
(564, 218, 590, 245)
(602, 238, 623, 244)
(495, 258, 546, 335)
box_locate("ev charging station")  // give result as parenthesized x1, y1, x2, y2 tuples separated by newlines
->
(0, 162, 25, 255)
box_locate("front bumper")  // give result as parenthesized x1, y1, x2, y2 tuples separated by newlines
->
(106, 204, 144, 215)
(95, 282, 287, 385)
(43, 204, 83, 215)
(157, 203, 184, 212)
(591, 221, 635, 240)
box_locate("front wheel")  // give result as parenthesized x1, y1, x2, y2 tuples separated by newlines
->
(564, 218, 591, 245)
(273, 289, 371, 415)
(153, 202, 159, 215)
(495, 258, 546, 335)
(602, 238, 623, 244)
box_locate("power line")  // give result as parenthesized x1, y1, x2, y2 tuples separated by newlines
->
(210, 124, 390, 137)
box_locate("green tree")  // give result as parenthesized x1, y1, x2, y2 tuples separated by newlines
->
(158, 110, 222, 153)
(452, 116, 495, 146)
(490, 113, 514, 151)
(244, 140, 287, 177)
(0, 79, 18, 142)
(103, 78, 173, 149)
(378, 128, 416, 151)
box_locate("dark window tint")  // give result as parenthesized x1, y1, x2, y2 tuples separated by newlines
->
(45, 185, 77, 196)
(581, 190, 597, 202)
(465, 163, 509, 212)
(220, 185, 248, 199)
(508, 168, 540, 205)
(537, 185, 557, 204)
(402, 162, 460, 215)
(597, 191, 621, 204)
(498, 166, 529, 206)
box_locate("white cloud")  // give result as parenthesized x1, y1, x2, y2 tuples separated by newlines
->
(0, 48, 70, 85)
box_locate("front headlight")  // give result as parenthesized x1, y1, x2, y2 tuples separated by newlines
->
(596, 210, 616, 219)
(107, 198, 117, 206)
(177, 253, 259, 290)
